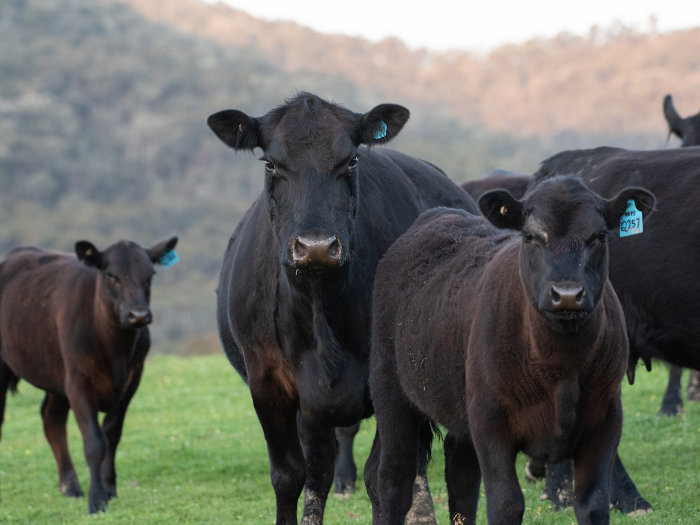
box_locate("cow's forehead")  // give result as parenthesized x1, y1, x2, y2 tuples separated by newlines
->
(524, 179, 605, 233)
(103, 242, 152, 273)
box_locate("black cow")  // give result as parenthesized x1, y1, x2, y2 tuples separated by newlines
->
(663, 93, 700, 147)
(0, 237, 178, 513)
(660, 94, 700, 414)
(366, 176, 655, 524)
(534, 145, 700, 512)
(207, 92, 478, 525)
(460, 169, 532, 201)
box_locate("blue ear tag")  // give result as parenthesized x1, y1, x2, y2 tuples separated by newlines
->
(160, 249, 180, 268)
(619, 199, 643, 237)
(373, 120, 388, 140)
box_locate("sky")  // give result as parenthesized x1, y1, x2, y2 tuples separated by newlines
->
(205, 0, 699, 52)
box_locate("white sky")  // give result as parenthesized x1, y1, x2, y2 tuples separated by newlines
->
(204, 0, 699, 52)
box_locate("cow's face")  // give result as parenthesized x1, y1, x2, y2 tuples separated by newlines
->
(75, 237, 178, 329)
(479, 177, 655, 333)
(663, 94, 700, 147)
(208, 93, 409, 275)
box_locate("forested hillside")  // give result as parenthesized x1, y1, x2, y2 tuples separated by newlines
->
(2, 0, 697, 352)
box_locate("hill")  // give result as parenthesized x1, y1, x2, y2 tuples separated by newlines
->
(2, 0, 698, 352)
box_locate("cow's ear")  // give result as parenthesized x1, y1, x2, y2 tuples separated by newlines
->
(663, 94, 684, 140)
(604, 187, 656, 230)
(147, 236, 179, 265)
(359, 104, 410, 146)
(478, 189, 525, 230)
(207, 110, 261, 151)
(75, 240, 103, 268)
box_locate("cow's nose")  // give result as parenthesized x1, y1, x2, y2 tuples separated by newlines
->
(291, 233, 343, 269)
(550, 284, 585, 311)
(128, 309, 152, 327)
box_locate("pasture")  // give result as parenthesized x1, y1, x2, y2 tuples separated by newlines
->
(0, 354, 698, 524)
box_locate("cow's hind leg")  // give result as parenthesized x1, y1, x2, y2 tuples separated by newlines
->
(333, 423, 359, 497)
(41, 392, 84, 497)
(687, 370, 700, 401)
(659, 365, 683, 416)
(443, 432, 481, 525)
(298, 415, 337, 524)
(0, 361, 16, 441)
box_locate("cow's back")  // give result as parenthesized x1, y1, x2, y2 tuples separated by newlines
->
(0, 247, 91, 392)
(372, 207, 515, 433)
(535, 146, 700, 368)
(217, 147, 478, 381)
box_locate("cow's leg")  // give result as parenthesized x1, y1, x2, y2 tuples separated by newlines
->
(100, 365, 144, 500)
(297, 415, 337, 524)
(364, 431, 383, 523)
(472, 429, 523, 524)
(41, 392, 83, 498)
(544, 459, 574, 510)
(0, 361, 14, 441)
(659, 364, 683, 416)
(249, 382, 305, 525)
(609, 453, 653, 515)
(443, 432, 481, 525)
(405, 426, 437, 525)
(66, 381, 109, 514)
(687, 370, 700, 401)
(333, 423, 359, 497)
(370, 386, 425, 523)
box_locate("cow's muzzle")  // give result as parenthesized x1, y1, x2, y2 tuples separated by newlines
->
(549, 284, 586, 312)
(290, 233, 345, 270)
(127, 309, 152, 328)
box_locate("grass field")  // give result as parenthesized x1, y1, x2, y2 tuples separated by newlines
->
(0, 353, 698, 524)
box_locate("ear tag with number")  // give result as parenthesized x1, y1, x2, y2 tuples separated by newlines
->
(619, 199, 643, 237)
(160, 249, 180, 268)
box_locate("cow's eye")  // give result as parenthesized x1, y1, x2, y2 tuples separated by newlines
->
(348, 156, 359, 172)
(105, 273, 120, 289)
(264, 160, 277, 174)
(523, 232, 534, 243)
(598, 230, 608, 243)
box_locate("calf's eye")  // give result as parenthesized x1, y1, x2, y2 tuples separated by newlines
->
(264, 160, 277, 174)
(348, 156, 359, 172)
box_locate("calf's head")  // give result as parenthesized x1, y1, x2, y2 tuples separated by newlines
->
(207, 92, 409, 274)
(663, 94, 700, 147)
(479, 176, 655, 333)
(75, 237, 178, 329)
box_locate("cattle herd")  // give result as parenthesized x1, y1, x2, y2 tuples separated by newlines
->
(0, 91, 699, 524)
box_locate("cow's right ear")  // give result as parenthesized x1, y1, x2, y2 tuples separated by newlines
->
(359, 104, 410, 146)
(478, 189, 525, 230)
(75, 241, 103, 268)
(604, 186, 656, 230)
(207, 110, 261, 151)
(663, 94, 684, 140)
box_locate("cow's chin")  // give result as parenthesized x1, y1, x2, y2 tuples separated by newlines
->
(284, 260, 348, 279)
(543, 310, 591, 334)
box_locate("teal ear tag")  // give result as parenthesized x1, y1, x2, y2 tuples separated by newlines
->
(160, 249, 180, 268)
(373, 120, 388, 140)
(620, 199, 643, 237)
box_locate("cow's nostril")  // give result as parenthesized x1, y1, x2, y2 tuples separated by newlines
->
(550, 284, 585, 311)
(128, 310, 152, 327)
(291, 234, 343, 269)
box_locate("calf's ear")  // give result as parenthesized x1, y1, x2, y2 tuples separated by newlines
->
(478, 189, 525, 230)
(604, 187, 657, 229)
(75, 240, 103, 268)
(207, 110, 261, 151)
(359, 104, 410, 146)
(663, 94, 684, 140)
(148, 236, 179, 265)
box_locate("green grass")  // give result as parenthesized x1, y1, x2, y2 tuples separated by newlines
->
(0, 353, 699, 524)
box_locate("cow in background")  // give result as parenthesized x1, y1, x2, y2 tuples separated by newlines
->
(659, 93, 700, 414)
(208, 92, 478, 525)
(0, 236, 178, 513)
(366, 177, 655, 524)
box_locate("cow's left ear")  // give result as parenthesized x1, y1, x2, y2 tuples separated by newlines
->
(147, 236, 179, 265)
(75, 240, 103, 268)
(604, 187, 657, 230)
(478, 189, 525, 230)
(359, 104, 410, 146)
(207, 110, 261, 151)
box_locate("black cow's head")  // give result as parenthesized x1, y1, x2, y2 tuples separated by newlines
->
(663, 94, 700, 147)
(207, 92, 409, 275)
(479, 176, 655, 333)
(75, 237, 178, 329)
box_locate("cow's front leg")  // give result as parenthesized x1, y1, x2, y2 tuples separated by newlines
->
(41, 392, 83, 498)
(298, 415, 337, 524)
(66, 380, 109, 514)
(333, 423, 359, 496)
(443, 432, 481, 525)
(101, 365, 145, 500)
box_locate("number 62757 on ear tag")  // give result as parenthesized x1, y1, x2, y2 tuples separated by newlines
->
(620, 199, 643, 237)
